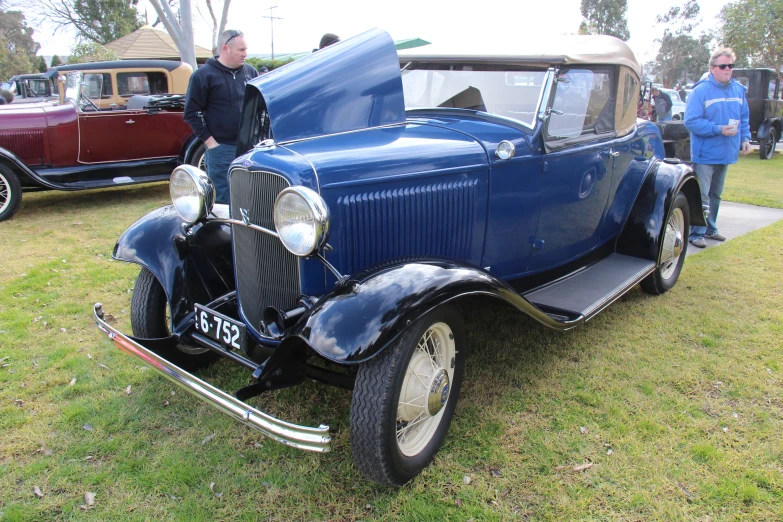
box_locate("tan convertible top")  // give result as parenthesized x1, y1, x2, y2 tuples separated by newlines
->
(398, 34, 641, 77)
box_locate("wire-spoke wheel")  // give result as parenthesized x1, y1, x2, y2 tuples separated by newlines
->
(190, 142, 207, 173)
(350, 304, 465, 486)
(642, 191, 690, 295)
(0, 164, 22, 222)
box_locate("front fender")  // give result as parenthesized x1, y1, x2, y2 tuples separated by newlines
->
(113, 205, 235, 332)
(616, 159, 704, 261)
(281, 259, 582, 365)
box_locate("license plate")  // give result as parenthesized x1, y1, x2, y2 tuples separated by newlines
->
(194, 304, 247, 351)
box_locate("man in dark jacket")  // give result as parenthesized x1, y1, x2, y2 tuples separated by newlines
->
(651, 86, 672, 122)
(184, 29, 259, 203)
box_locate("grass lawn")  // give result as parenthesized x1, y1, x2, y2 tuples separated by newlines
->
(0, 156, 781, 520)
(723, 153, 783, 209)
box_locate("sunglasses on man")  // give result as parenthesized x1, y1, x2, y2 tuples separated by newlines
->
(712, 63, 735, 70)
(224, 30, 243, 46)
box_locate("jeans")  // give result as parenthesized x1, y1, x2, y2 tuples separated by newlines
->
(689, 163, 729, 240)
(205, 143, 236, 204)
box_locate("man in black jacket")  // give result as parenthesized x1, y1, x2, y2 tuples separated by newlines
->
(184, 29, 259, 203)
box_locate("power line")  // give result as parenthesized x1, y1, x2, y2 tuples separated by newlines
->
(261, 6, 283, 61)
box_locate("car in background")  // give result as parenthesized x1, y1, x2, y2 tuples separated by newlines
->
(732, 68, 782, 159)
(52, 60, 193, 110)
(95, 29, 704, 486)
(0, 61, 205, 222)
(1, 73, 58, 104)
(660, 88, 686, 120)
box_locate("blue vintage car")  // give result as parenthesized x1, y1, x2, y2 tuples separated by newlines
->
(95, 29, 704, 486)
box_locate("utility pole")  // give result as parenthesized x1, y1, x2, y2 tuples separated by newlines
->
(262, 6, 283, 61)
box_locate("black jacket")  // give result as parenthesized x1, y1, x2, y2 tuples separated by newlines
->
(184, 58, 259, 145)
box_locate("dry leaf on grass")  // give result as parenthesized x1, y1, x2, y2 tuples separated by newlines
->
(125, 386, 132, 396)
(490, 468, 502, 478)
(201, 433, 216, 445)
(463, 475, 471, 485)
(607, 448, 614, 456)
(68, 378, 76, 387)
(103, 314, 117, 324)
(209, 482, 224, 498)
(573, 462, 593, 472)
(33, 486, 44, 498)
(85, 491, 95, 506)
(83, 424, 94, 432)
(580, 426, 588, 434)
(455, 498, 463, 507)
(14, 399, 24, 407)
(163, 400, 170, 407)
(59, 328, 67, 333)
(97, 363, 109, 370)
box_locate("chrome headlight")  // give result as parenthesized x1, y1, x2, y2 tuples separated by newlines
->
(273, 186, 330, 257)
(170, 165, 215, 223)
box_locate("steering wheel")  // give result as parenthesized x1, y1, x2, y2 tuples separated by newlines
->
(80, 95, 100, 112)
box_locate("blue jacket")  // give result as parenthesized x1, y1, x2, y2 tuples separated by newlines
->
(684, 73, 750, 164)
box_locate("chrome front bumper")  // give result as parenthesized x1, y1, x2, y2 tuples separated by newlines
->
(93, 303, 331, 453)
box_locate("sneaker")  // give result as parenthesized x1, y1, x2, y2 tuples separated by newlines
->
(690, 238, 707, 248)
(707, 232, 727, 241)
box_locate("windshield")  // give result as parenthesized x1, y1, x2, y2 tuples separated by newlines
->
(64, 72, 82, 104)
(401, 64, 548, 128)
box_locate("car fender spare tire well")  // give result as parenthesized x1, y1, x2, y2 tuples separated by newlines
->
(350, 304, 466, 486)
(0, 162, 22, 222)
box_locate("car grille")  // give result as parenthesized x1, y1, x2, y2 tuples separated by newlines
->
(229, 168, 301, 337)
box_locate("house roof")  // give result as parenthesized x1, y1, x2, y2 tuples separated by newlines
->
(105, 25, 213, 60)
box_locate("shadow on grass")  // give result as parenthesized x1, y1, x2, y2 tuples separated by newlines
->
(17, 182, 170, 219)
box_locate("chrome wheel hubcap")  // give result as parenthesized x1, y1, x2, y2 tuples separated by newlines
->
(660, 207, 685, 280)
(397, 322, 456, 456)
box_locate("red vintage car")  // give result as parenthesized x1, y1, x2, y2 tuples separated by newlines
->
(0, 60, 205, 221)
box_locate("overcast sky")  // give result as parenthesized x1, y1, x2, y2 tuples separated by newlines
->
(35, 0, 733, 64)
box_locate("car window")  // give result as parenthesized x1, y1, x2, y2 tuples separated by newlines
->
(401, 64, 547, 129)
(546, 68, 614, 140)
(117, 72, 169, 97)
(769, 79, 777, 100)
(616, 67, 638, 137)
(82, 73, 110, 100)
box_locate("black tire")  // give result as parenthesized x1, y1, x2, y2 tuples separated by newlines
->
(0, 164, 22, 222)
(130, 267, 216, 370)
(760, 128, 777, 160)
(189, 142, 207, 172)
(350, 304, 466, 486)
(641, 191, 690, 295)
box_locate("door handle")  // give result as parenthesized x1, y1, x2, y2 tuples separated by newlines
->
(609, 149, 620, 157)
(125, 119, 135, 124)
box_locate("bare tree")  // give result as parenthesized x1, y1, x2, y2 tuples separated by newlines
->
(148, 0, 196, 69)
(203, 0, 230, 56)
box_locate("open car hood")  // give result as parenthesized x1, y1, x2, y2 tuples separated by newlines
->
(246, 28, 405, 143)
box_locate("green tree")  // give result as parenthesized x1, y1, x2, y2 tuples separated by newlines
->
(719, 0, 783, 82)
(36, 54, 47, 72)
(50, 54, 63, 67)
(578, 0, 630, 41)
(651, 1, 712, 87)
(67, 41, 120, 64)
(36, 0, 142, 44)
(0, 8, 39, 79)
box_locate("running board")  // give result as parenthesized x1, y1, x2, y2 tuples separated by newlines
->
(523, 254, 656, 322)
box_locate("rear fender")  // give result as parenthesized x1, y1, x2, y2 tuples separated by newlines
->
(279, 259, 583, 365)
(757, 118, 781, 140)
(113, 205, 235, 333)
(616, 159, 704, 261)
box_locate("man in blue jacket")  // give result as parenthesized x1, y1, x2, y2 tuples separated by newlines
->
(184, 29, 259, 204)
(684, 48, 750, 248)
